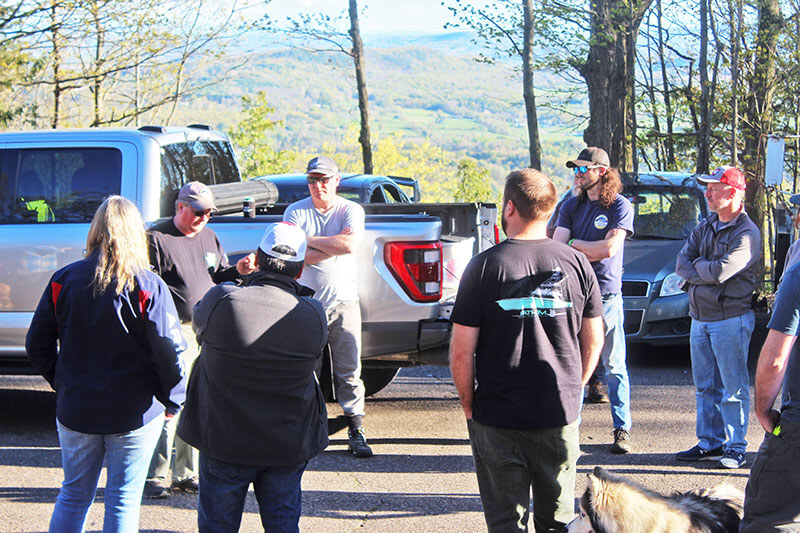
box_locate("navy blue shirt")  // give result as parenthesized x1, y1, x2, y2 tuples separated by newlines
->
(766, 262, 800, 424)
(556, 194, 634, 295)
(26, 252, 187, 434)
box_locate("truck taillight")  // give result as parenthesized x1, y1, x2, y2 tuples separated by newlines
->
(494, 223, 500, 245)
(384, 241, 442, 303)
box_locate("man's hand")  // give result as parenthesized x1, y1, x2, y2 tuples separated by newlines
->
(450, 323, 479, 420)
(758, 408, 781, 434)
(236, 253, 256, 275)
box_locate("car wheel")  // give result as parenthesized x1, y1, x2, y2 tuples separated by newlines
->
(361, 367, 401, 397)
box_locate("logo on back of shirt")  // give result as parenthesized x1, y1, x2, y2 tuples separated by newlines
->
(496, 267, 573, 318)
(594, 214, 609, 230)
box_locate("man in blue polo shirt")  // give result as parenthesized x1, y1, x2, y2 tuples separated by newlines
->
(553, 146, 634, 454)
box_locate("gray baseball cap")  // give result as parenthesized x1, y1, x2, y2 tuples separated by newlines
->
(177, 181, 216, 211)
(306, 155, 338, 177)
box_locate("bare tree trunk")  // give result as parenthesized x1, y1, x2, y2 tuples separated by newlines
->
(577, 0, 652, 171)
(91, 1, 104, 127)
(697, 0, 710, 173)
(349, 0, 372, 174)
(50, 3, 60, 129)
(730, 0, 743, 166)
(656, 0, 675, 169)
(742, 0, 781, 287)
(522, 0, 542, 170)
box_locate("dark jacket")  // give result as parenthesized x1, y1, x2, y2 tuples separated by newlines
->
(177, 271, 329, 467)
(676, 210, 760, 322)
(25, 251, 187, 434)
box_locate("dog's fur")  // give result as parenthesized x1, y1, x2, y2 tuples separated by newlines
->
(567, 467, 743, 533)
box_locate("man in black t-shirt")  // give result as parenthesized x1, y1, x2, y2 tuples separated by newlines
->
(143, 181, 256, 498)
(450, 168, 604, 532)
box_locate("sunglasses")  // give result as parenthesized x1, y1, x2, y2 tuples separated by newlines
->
(573, 165, 602, 175)
(191, 208, 213, 218)
(307, 176, 333, 184)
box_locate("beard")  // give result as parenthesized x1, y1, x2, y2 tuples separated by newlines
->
(580, 175, 602, 193)
(501, 211, 508, 235)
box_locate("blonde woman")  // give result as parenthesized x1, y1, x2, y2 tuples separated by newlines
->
(26, 196, 187, 533)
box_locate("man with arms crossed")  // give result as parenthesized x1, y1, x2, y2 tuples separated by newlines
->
(283, 155, 372, 457)
(451, 168, 604, 532)
(144, 181, 256, 497)
(675, 166, 760, 469)
(178, 222, 329, 532)
(553, 146, 635, 454)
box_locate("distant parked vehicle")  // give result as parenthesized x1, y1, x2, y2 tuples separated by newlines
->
(255, 174, 419, 205)
(620, 172, 707, 346)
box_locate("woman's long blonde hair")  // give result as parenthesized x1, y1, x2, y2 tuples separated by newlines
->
(85, 196, 150, 295)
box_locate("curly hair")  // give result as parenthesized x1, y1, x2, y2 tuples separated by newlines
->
(580, 167, 623, 208)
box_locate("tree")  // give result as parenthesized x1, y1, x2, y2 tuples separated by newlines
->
(573, 0, 654, 172)
(453, 158, 493, 202)
(14, 0, 254, 128)
(444, 0, 543, 170)
(262, 2, 374, 173)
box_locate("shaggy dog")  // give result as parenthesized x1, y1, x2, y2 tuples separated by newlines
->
(567, 467, 743, 533)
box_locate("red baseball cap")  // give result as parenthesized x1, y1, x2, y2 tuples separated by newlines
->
(697, 166, 746, 191)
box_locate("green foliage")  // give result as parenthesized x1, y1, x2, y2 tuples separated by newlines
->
(453, 158, 493, 202)
(228, 92, 302, 179)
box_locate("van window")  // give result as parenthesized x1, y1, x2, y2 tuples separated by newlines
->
(0, 148, 121, 224)
(160, 141, 240, 217)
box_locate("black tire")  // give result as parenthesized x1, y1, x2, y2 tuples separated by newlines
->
(361, 367, 400, 397)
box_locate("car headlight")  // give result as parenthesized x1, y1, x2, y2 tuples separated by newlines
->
(659, 272, 684, 297)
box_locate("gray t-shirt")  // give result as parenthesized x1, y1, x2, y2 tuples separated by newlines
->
(283, 196, 365, 308)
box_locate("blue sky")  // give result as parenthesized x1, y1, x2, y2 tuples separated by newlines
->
(263, 0, 459, 34)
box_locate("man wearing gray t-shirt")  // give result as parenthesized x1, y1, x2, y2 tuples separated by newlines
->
(284, 155, 372, 457)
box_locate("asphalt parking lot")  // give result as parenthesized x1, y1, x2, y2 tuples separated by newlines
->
(0, 339, 770, 532)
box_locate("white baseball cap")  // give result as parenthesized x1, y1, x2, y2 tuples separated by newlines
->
(258, 222, 306, 262)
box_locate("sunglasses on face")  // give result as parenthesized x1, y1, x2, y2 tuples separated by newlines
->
(192, 208, 213, 218)
(573, 166, 602, 175)
(306, 176, 333, 185)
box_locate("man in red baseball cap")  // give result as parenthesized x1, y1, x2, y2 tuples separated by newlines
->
(675, 165, 760, 469)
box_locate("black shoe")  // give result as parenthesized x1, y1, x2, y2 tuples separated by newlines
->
(348, 426, 374, 458)
(719, 449, 747, 469)
(171, 476, 199, 494)
(585, 380, 610, 404)
(610, 429, 632, 454)
(675, 444, 723, 462)
(143, 479, 169, 499)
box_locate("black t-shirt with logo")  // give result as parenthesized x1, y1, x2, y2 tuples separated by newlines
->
(451, 238, 602, 430)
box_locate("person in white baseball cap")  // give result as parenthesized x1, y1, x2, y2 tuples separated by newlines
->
(178, 221, 328, 532)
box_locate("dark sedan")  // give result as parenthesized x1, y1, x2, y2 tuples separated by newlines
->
(621, 172, 706, 346)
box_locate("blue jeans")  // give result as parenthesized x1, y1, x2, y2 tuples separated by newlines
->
(50, 413, 163, 533)
(690, 312, 753, 453)
(600, 294, 632, 430)
(198, 452, 307, 533)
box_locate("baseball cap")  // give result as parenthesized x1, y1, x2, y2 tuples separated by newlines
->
(258, 222, 306, 262)
(306, 155, 338, 177)
(177, 181, 216, 211)
(697, 166, 746, 191)
(566, 147, 610, 169)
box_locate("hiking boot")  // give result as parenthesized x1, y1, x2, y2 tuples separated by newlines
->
(610, 429, 632, 454)
(171, 476, 199, 494)
(675, 444, 724, 462)
(348, 426, 374, 458)
(585, 379, 610, 404)
(143, 479, 169, 499)
(719, 449, 746, 469)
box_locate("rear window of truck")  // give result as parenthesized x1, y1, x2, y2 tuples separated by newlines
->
(0, 148, 121, 224)
(159, 141, 240, 216)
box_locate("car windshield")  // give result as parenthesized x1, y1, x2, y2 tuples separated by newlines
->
(625, 187, 704, 240)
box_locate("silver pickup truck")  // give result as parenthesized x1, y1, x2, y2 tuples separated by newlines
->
(0, 126, 496, 396)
